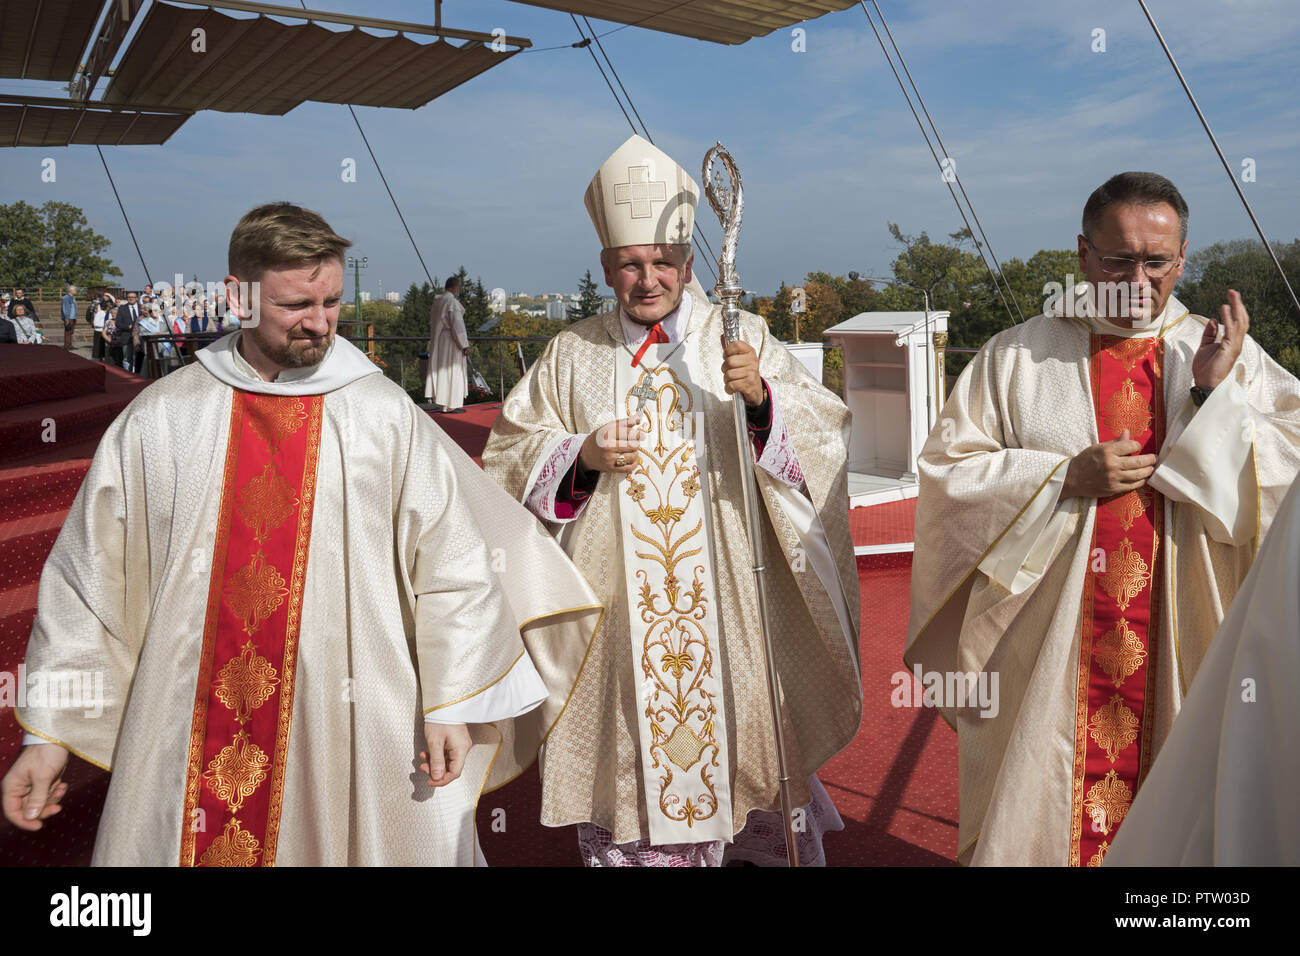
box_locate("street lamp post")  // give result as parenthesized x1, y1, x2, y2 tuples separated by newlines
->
(347, 255, 368, 324)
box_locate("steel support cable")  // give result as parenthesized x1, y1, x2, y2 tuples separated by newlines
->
(96, 145, 152, 285)
(869, 1, 1026, 323)
(296, 0, 434, 286)
(858, 1, 1021, 326)
(570, 15, 720, 286)
(1137, 0, 1300, 318)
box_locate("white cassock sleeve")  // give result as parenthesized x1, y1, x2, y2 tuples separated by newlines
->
(423, 654, 548, 725)
(1148, 374, 1254, 545)
(977, 462, 1077, 594)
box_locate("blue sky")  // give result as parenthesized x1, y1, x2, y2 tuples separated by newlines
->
(2, 0, 1298, 304)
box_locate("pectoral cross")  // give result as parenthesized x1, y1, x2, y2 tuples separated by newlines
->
(630, 377, 657, 415)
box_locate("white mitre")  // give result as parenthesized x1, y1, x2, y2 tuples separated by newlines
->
(585, 134, 699, 248)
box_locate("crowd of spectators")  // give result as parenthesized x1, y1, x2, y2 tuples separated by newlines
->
(3, 281, 240, 377)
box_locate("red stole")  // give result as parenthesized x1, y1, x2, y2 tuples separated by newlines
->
(180, 391, 323, 866)
(1070, 334, 1164, 867)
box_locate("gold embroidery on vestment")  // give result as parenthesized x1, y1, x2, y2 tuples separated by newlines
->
(198, 817, 261, 867)
(1083, 770, 1133, 836)
(236, 462, 299, 544)
(223, 551, 289, 636)
(1104, 488, 1152, 533)
(1093, 617, 1147, 688)
(247, 395, 306, 453)
(1102, 378, 1153, 439)
(625, 368, 722, 828)
(1088, 693, 1140, 762)
(203, 730, 271, 811)
(1104, 336, 1155, 372)
(214, 640, 280, 724)
(1099, 538, 1149, 611)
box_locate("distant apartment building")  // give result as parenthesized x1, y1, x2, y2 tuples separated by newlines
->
(384, 291, 400, 304)
(360, 291, 372, 303)
(489, 288, 507, 313)
(545, 300, 567, 320)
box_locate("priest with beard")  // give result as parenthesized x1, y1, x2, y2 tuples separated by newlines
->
(482, 135, 862, 866)
(906, 171, 1300, 866)
(2, 202, 601, 866)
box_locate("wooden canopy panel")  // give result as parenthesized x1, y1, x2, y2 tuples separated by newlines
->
(508, 0, 860, 44)
(0, 100, 190, 147)
(0, 0, 103, 81)
(104, 2, 521, 114)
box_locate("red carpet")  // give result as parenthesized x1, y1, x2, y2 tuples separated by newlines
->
(0, 381, 957, 866)
(0, 348, 147, 866)
(0, 345, 105, 411)
(428, 402, 501, 463)
(849, 497, 916, 547)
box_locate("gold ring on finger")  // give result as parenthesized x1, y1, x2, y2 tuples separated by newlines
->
(615, 454, 627, 467)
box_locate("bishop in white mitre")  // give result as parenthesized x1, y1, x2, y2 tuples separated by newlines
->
(426, 276, 469, 412)
(2, 202, 601, 866)
(906, 171, 1300, 866)
(482, 135, 862, 866)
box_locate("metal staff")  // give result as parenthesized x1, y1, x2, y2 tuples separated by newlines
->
(702, 142, 799, 868)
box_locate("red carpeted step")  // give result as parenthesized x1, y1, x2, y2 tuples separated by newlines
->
(849, 497, 917, 548)
(0, 345, 106, 411)
(0, 457, 92, 527)
(0, 390, 134, 464)
(0, 511, 64, 589)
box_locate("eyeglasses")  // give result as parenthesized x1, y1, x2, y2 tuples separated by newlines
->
(1085, 237, 1179, 278)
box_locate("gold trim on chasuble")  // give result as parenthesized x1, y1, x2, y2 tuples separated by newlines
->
(1070, 335, 1164, 867)
(180, 391, 322, 866)
(617, 349, 734, 845)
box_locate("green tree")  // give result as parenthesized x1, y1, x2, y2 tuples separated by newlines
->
(1176, 238, 1300, 377)
(569, 269, 604, 321)
(0, 200, 122, 289)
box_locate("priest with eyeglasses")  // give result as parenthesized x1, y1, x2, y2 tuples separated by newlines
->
(907, 171, 1300, 866)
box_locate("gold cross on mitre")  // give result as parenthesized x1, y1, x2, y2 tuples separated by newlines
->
(614, 166, 667, 220)
(585, 135, 698, 249)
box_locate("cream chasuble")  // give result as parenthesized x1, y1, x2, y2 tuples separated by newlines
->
(1106, 473, 1300, 866)
(16, 333, 602, 866)
(483, 294, 862, 845)
(906, 291, 1300, 866)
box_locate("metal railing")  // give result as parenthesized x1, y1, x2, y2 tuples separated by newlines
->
(139, 332, 553, 396)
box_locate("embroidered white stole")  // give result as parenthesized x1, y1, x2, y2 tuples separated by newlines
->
(614, 333, 734, 845)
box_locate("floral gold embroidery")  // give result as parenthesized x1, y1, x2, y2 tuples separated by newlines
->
(628, 367, 720, 828)
(214, 641, 280, 724)
(247, 395, 306, 453)
(1099, 537, 1150, 611)
(203, 730, 271, 811)
(197, 817, 261, 867)
(1088, 693, 1141, 762)
(1102, 378, 1153, 439)
(1083, 770, 1133, 836)
(236, 463, 299, 544)
(1087, 841, 1110, 867)
(1103, 488, 1152, 533)
(1093, 617, 1147, 688)
(223, 552, 289, 636)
